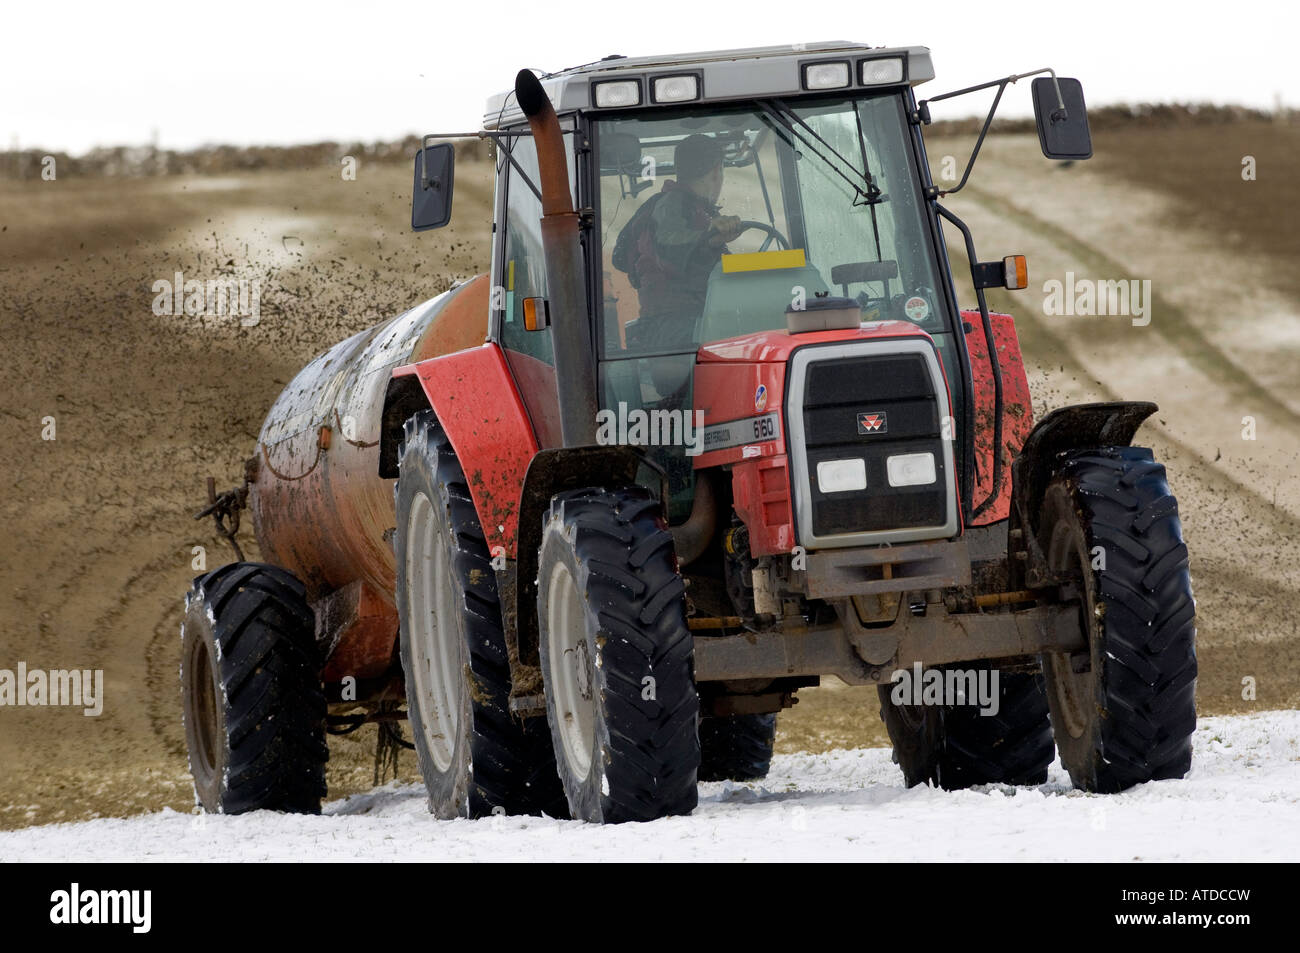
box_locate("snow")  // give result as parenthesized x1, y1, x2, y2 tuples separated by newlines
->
(2, 710, 1297, 862)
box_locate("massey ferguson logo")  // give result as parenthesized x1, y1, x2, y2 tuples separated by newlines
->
(857, 411, 887, 434)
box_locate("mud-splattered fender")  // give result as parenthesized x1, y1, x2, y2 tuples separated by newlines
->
(965, 309, 1034, 525)
(392, 343, 537, 558)
(1007, 400, 1158, 588)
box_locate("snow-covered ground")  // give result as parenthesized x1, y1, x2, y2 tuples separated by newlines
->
(2, 710, 1297, 862)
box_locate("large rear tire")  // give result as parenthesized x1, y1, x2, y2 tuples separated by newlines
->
(181, 562, 328, 814)
(395, 411, 566, 819)
(537, 487, 700, 823)
(1038, 447, 1196, 792)
(877, 662, 1054, 789)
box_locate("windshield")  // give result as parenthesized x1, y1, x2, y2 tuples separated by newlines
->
(595, 93, 949, 359)
(592, 93, 954, 523)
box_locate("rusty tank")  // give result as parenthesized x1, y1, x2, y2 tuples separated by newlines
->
(249, 275, 488, 680)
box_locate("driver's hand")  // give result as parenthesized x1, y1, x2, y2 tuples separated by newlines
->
(709, 215, 743, 244)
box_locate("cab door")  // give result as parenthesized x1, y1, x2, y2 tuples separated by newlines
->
(492, 128, 578, 449)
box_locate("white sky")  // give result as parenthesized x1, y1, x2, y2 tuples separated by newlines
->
(6, 0, 1296, 154)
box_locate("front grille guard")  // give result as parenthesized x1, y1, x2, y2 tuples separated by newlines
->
(785, 338, 959, 549)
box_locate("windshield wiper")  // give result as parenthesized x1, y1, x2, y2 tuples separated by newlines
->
(759, 99, 883, 206)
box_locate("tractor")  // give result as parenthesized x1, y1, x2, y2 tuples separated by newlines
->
(181, 42, 1197, 823)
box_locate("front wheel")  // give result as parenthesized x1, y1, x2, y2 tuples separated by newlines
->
(538, 487, 700, 823)
(1038, 447, 1197, 792)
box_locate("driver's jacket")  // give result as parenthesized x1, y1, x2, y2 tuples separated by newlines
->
(625, 180, 729, 347)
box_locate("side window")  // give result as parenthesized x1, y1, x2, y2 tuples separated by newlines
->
(499, 136, 555, 365)
(495, 130, 578, 448)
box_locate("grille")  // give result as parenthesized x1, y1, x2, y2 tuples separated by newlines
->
(795, 351, 948, 539)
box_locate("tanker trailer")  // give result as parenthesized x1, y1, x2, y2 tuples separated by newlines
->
(179, 275, 555, 814)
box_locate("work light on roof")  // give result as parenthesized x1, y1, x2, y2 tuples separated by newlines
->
(652, 74, 699, 103)
(593, 80, 641, 108)
(860, 57, 904, 85)
(803, 61, 851, 90)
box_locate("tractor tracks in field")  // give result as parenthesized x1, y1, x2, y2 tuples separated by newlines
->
(15, 482, 204, 765)
(59, 514, 192, 760)
(951, 244, 1299, 549)
(960, 183, 1300, 534)
(964, 183, 1300, 439)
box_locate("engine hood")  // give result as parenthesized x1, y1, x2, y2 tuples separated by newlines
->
(696, 320, 933, 364)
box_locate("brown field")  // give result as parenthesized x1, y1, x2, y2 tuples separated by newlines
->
(1, 117, 1297, 830)
(1091, 120, 1300, 299)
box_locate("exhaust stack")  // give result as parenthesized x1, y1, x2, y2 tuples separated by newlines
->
(515, 69, 598, 447)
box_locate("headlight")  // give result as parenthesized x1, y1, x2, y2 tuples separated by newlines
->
(860, 57, 904, 85)
(592, 80, 641, 108)
(803, 61, 851, 90)
(652, 74, 699, 103)
(817, 458, 867, 493)
(886, 452, 936, 487)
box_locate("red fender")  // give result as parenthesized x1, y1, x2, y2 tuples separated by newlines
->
(394, 343, 537, 558)
(964, 310, 1033, 525)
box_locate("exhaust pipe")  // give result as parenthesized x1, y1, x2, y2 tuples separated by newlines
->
(514, 71, 718, 564)
(670, 470, 718, 567)
(515, 69, 599, 447)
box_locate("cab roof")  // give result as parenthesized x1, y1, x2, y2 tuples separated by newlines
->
(483, 41, 934, 129)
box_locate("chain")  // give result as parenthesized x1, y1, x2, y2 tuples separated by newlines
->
(192, 458, 256, 562)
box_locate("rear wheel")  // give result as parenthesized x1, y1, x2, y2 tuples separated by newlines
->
(698, 713, 777, 782)
(877, 662, 1054, 789)
(1038, 447, 1196, 792)
(395, 411, 566, 819)
(538, 486, 700, 823)
(181, 562, 328, 814)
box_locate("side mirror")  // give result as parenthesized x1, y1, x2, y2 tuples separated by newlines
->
(972, 255, 1028, 291)
(412, 141, 455, 230)
(1032, 77, 1092, 160)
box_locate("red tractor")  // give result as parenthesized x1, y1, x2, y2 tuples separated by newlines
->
(182, 42, 1196, 823)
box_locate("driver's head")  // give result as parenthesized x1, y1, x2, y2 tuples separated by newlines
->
(675, 134, 724, 203)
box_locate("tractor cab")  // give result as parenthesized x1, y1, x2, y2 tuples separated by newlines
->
(414, 44, 1093, 534)
(591, 92, 960, 526)
(425, 44, 974, 531)
(593, 90, 953, 377)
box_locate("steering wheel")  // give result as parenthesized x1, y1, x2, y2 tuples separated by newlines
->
(685, 219, 794, 262)
(736, 220, 792, 252)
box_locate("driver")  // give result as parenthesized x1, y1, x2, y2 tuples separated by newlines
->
(617, 134, 743, 347)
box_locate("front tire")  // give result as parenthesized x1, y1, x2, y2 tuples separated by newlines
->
(538, 487, 700, 823)
(1038, 447, 1196, 792)
(394, 410, 565, 819)
(181, 562, 328, 814)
